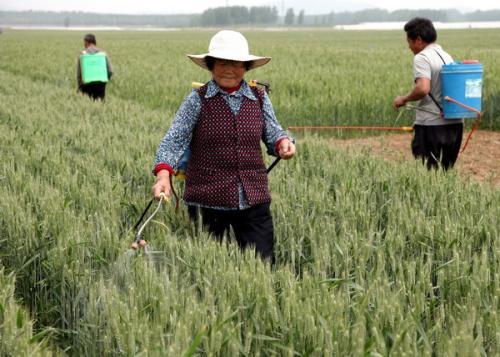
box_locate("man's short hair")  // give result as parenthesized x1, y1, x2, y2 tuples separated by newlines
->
(84, 34, 96, 45)
(404, 17, 437, 43)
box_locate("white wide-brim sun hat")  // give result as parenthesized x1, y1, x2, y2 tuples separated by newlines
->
(187, 30, 271, 71)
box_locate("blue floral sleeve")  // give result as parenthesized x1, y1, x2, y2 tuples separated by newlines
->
(153, 90, 201, 169)
(261, 91, 290, 155)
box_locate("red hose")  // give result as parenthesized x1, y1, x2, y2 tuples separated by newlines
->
(444, 96, 482, 153)
(289, 95, 482, 154)
(288, 125, 414, 132)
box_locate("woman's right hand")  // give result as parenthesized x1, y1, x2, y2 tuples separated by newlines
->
(152, 170, 172, 199)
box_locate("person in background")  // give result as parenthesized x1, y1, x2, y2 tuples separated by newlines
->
(77, 34, 113, 101)
(152, 30, 295, 264)
(393, 17, 463, 170)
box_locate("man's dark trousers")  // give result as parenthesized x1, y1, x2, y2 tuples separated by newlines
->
(79, 82, 106, 101)
(412, 123, 463, 170)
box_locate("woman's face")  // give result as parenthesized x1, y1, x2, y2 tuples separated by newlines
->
(211, 59, 246, 89)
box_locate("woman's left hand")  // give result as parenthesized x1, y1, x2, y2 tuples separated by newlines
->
(278, 139, 296, 160)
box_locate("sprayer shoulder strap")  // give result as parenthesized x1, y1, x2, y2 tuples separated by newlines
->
(434, 49, 447, 65)
(428, 49, 448, 113)
(428, 93, 443, 114)
(420, 50, 446, 114)
(250, 86, 265, 111)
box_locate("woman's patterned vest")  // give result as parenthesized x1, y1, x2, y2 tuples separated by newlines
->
(184, 83, 271, 208)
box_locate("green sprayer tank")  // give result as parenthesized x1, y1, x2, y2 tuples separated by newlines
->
(80, 52, 108, 84)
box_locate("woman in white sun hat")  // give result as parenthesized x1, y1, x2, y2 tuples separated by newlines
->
(152, 30, 295, 263)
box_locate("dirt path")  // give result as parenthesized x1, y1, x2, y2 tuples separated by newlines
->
(329, 130, 500, 188)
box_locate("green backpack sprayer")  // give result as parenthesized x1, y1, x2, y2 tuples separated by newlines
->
(80, 51, 109, 84)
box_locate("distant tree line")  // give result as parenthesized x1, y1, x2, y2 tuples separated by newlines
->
(0, 11, 196, 27)
(199, 6, 278, 26)
(1, 8, 499, 28)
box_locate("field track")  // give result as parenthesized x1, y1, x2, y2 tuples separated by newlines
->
(330, 130, 500, 187)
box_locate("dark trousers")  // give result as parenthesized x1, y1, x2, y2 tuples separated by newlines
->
(411, 123, 463, 170)
(79, 82, 106, 101)
(188, 203, 275, 263)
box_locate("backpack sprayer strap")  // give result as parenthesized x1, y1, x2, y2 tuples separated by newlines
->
(428, 92, 444, 114)
(429, 49, 448, 115)
(418, 50, 447, 116)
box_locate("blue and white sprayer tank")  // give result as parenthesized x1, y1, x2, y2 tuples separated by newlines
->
(441, 60, 483, 119)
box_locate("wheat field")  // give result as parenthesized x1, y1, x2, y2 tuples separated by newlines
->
(0, 29, 499, 355)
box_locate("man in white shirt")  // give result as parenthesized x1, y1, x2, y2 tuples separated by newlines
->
(393, 18, 463, 170)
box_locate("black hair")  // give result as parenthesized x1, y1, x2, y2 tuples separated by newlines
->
(205, 56, 252, 71)
(205, 56, 216, 70)
(84, 34, 96, 45)
(404, 17, 437, 43)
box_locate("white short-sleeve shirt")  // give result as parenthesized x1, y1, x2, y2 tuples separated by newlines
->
(413, 43, 462, 126)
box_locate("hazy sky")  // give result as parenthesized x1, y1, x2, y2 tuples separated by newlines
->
(1, 0, 499, 14)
